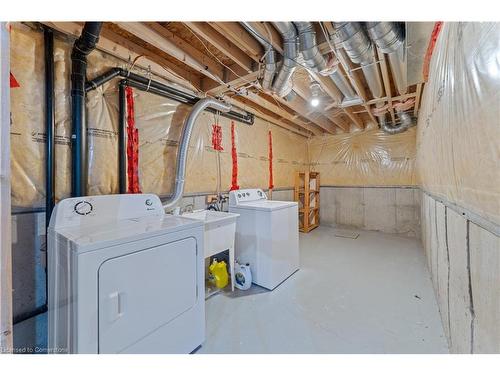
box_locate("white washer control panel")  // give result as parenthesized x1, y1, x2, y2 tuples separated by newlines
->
(229, 189, 267, 205)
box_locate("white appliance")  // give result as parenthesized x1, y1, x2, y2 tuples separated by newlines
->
(228, 188, 299, 290)
(48, 194, 205, 354)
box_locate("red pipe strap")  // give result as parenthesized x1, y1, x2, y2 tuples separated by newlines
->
(211, 124, 223, 151)
(268, 130, 274, 190)
(230, 121, 239, 191)
(423, 21, 444, 82)
(125, 86, 141, 193)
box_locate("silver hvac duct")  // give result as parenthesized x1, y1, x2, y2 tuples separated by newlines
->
(379, 109, 416, 134)
(163, 98, 231, 211)
(294, 21, 358, 103)
(325, 65, 358, 101)
(333, 22, 384, 99)
(240, 22, 277, 93)
(366, 22, 407, 95)
(294, 22, 327, 72)
(271, 22, 298, 97)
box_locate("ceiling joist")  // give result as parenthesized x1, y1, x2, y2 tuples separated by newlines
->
(43, 21, 421, 138)
(184, 22, 254, 73)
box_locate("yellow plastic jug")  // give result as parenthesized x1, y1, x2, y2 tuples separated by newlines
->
(208, 259, 229, 289)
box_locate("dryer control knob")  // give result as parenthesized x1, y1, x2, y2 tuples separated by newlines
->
(74, 201, 93, 215)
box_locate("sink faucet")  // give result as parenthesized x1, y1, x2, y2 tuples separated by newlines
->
(207, 193, 228, 211)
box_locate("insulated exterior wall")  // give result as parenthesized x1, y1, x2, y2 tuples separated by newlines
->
(421, 192, 500, 353)
(308, 128, 417, 187)
(418, 22, 500, 353)
(10, 25, 308, 208)
(10, 24, 47, 208)
(416, 22, 500, 225)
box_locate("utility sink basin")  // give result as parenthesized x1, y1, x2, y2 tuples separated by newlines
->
(182, 210, 240, 292)
(181, 210, 239, 258)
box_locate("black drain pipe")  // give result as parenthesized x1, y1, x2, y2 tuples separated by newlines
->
(44, 27, 55, 228)
(86, 68, 254, 125)
(71, 22, 102, 197)
(118, 81, 127, 194)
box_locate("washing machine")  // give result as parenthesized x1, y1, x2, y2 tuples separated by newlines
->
(48, 194, 204, 354)
(229, 188, 299, 290)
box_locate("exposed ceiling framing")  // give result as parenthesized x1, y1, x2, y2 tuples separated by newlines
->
(42, 21, 425, 138)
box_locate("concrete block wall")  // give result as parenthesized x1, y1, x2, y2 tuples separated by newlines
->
(421, 192, 500, 353)
(11, 211, 48, 352)
(319, 186, 421, 237)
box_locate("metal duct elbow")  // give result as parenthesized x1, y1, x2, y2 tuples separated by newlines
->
(366, 22, 407, 95)
(293, 22, 357, 103)
(333, 22, 384, 99)
(240, 22, 277, 93)
(261, 47, 277, 92)
(271, 22, 298, 97)
(379, 109, 416, 134)
(163, 98, 231, 211)
(294, 22, 327, 72)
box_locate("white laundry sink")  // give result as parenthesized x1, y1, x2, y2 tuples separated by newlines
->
(181, 210, 239, 258)
(182, 210, 239, 292)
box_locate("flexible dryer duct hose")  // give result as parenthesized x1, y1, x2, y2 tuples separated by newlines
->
(163, 98, 231, 211)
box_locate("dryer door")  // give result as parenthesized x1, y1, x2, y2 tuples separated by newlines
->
(98, 237, 198, 353)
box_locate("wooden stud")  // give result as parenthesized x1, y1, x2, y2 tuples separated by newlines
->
(203, 70, 259, 95)
(44, 22, 202, 91)
(278, 94, 337, 134)
(184, 22, 255, 73)
(376, 47, 396, 124)
(343, 107, 365, 129)
(115, 22, 224, 84)
(309, 71, 344, 105)
(365, 92, 417, 106)
(293, 79, 347, 133)
(414, 83, 423, 117)
(0, 21, 13, 352)
(230, 96, 312, 138)
(241, 91, 323, 136)
(246, 22, 283, 53)
(142, 22, 226, 78)
(209, 22, 262, 62)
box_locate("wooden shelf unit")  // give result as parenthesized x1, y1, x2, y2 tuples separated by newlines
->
(294, 171, 320, 233)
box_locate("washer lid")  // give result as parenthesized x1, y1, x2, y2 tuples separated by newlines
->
(230, 200, 298, 212)
(54, 214, 203, 253)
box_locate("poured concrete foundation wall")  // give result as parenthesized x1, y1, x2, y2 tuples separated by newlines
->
(421, 192, 499, 353)
(320, 187, 420, 237)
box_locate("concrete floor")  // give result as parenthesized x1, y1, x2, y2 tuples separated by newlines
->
(198, 226, 449, 354)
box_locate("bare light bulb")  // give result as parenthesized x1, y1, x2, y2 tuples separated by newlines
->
(310, 97, 320, 107)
